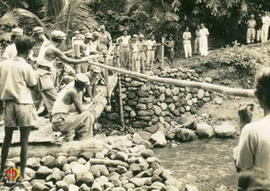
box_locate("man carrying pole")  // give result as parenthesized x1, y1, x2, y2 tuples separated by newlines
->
(33, 29, 94, 117)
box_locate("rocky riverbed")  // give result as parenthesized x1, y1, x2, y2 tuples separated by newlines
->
(1, 134, 185, 191)
(155, 138, 238, 191)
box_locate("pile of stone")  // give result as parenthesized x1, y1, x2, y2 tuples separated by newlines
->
(8, 134, 184, 191)
(116, 67, 215, 132)
(149, 120, 237, 147)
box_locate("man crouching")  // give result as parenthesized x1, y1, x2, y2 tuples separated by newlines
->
(51, 73, 95, 142)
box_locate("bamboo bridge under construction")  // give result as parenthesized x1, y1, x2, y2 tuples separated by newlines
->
(0, 50, 256, 146)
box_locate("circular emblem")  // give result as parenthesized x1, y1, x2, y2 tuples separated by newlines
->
(5, 167, 19, 182)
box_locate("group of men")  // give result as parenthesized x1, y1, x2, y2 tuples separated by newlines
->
(182, 23, 210, 59)
(115, 30, 160, 73)
(0, 26, 110, 180)
(246, 11, 270, 44)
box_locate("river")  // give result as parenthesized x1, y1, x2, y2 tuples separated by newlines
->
(154, 138, 239, 191)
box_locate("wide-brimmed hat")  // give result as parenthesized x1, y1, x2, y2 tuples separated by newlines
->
(75, 73, 90, 86)
(51, 30, 66, 40)
(33, 27, 44, 34)
(85, 33, 93, 39)
(11, 28, 23, 36)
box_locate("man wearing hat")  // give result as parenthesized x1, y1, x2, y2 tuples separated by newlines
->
(2, 28, 23, 59)
(118, 30, 131, 70)
(98, 25, 112, 52)
(138, 34, 147, 73)
(85, 65, 104, 99)
(33, 30, 92, 117)
(30, 26, 50, 60)
(130, 34, 140, 72)
(51, 73, 95, 141)
(247, 14, 257, 44)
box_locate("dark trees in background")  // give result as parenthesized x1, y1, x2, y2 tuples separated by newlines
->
(0, 0, 270, 49)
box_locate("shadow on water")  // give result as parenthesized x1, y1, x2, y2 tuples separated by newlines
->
(154, 138, 239, 191)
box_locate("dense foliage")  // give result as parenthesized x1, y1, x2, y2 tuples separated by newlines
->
(0, 0, 270, 46)
(200, 44, 270, 88)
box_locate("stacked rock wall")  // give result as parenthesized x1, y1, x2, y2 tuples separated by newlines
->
(118, 68, 214, 132)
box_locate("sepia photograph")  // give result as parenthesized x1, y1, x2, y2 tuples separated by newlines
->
(0, 0, 270, 190)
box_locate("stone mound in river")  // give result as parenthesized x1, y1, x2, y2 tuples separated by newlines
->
(214, 122, 236, 138)
(196, 123, 214, 138)
(174, 128, 197, 142)
(149, 131, 167, 147)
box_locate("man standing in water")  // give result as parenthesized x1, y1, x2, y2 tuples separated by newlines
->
(234, 67, 270, 180)
(0, 36, 37, 181)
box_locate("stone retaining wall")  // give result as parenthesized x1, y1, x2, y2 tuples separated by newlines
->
(106, 68, 216, 133)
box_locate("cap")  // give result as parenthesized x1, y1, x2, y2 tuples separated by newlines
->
(251, 14, 255, 18)
(100, 25, 105, 30)
(85, 33, 93, 39)
(139, 34, 144, 38)
(75, 73, 90, 85)
(74, 31, 80, 34)
(33, 27, 44, 34)
(91, 65, 102, 73)
(92, 32, 99, 37)
(11, 28, 23, 36)
(51, 30, 66, 40)
(132, 34, 138, 38)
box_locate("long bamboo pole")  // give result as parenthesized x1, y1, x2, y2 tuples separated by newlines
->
(87, 60, 255, 98)
(118, 74, 125, 128)
(161, 37, 165, 69)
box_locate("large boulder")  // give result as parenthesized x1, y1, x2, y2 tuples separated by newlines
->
(174, 128, 197, 142)
(196, 123, 214, 138)
(149, 131, 167, 147)
(214, 122, 236, 138)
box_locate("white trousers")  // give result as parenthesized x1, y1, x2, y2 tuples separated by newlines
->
(183, 42, 192, 58)
(199, 36, 209, 56)
(261, 24, 269, 43)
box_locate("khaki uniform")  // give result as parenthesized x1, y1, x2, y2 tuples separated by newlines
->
(247, 19, 256, 43)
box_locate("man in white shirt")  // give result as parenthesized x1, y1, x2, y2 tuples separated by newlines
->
(98, 25, 112, 52)
(199, 23, 210, 56)
(0, 36, 37, 181)
(234, 67, 270, 181)
(246, 14, 256, 44)
(145, 35, 159, 71)
(194, 25, 201, 55)
(261, 12, 270, 43)
(2, 28, 23, 59)
(118, 30, 131, 69)
(183, 27, 192, 58)
(131, 34, 140, 72)
(138, 34, 147, 73)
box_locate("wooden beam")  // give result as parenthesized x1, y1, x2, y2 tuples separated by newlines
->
(88, 61, 255, 98)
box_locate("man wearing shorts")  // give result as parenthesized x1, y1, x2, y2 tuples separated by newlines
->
(0, 36, 37, 181)
(51, 73, 95, 141)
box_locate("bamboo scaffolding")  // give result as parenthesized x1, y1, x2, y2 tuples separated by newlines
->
(88, 60, 256, 98)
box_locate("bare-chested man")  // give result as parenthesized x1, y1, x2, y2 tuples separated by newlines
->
(32, 29, 94, 117)
(51, 73, 96, 141)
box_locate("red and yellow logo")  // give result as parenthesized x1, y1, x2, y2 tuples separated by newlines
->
(5, 167, 19, 182)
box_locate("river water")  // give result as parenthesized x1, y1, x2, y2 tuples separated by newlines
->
(154, 138, 239, 191)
